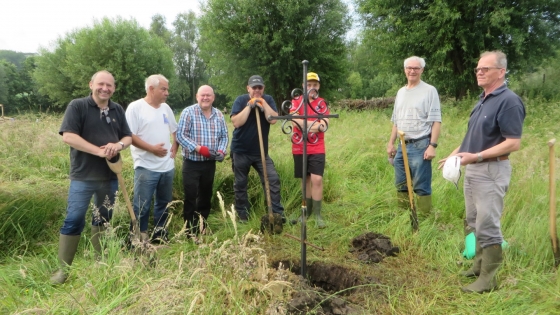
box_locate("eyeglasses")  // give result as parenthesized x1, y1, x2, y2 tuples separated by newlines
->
(101, 108, 111, 124)
(405, 67, 422, 71)
(251, 86, 264, 90)
(473, 67, 502, 74)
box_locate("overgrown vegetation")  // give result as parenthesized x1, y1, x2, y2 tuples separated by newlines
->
(2, 98, 560, 314)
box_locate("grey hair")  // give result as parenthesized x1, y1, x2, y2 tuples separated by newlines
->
(145, 74, 169, 93)
(480, 51, 507, 69)
(404, 56, 426, 68)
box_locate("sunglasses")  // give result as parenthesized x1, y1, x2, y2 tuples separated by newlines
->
(101, 108, 111, 124)
(251, 86, 264, 90)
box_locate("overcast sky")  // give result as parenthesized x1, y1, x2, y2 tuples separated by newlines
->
(1, 0, 201, 53)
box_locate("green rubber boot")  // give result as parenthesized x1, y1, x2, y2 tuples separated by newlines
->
(291, 198, 313, 225)
(461, 238, 482, 277)
(397, 191, 409, 210)
(313, 199, 326, 229)
(50, 234, 80, 285)
(91, 225, 106, 261)
(461, 244, 503, 293)
(416, 195, 432, 218)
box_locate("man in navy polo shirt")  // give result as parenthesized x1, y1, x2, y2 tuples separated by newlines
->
(440, 51, 526, 293)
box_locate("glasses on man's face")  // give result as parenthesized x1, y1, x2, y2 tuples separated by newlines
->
(473, 67, 502, 74)
(251, 86, 264, 90)
(101, 108, 111, 124)
(405, 66, 422, 72)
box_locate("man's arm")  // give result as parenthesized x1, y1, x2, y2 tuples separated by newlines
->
(257, 98, 279, 124)
(386, 124, 398, 157)
(130, 134, 168, 157)
(170, 132, 178, 159)
(231, 106, 251, 128)
(176, 110, 197, 152)
(424, 121, 441, 160)
(62, 132, 108, 158)
(456, 138, 521, 165)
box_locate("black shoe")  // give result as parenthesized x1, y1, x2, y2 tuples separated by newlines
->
(151, 227, 169, 244)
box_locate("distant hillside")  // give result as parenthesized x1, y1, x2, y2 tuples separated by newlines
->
(0, 50, 36, 69)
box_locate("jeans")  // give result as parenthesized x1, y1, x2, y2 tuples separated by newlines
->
(133, 167, 174, 232)
(394, 137, 432, 196)
(182, 159, 216, 234)
(60, 179, 118, 235)
(464, 160, 511, 247)
(232, 153, 284, 219)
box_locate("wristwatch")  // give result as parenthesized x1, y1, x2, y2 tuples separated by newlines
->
(118, 142, 125, 149)
(429, 142, 438, 148)
(477, 153, 483, 163)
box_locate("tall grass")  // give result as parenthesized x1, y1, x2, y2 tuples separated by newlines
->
(1, 98, 560, 314)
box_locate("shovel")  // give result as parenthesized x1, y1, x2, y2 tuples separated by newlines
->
(548, 139, 560, 267)
(106, 154, 142, 242)
(398, 131, 419, 231)
(254, 106, 283, 235)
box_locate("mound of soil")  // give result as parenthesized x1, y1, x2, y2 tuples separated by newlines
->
(349, 232, 400, 263)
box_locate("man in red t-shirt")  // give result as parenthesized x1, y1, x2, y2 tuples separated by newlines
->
(290, 72, 330, 228)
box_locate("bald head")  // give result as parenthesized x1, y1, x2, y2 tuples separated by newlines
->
(196, 85, 215, 112)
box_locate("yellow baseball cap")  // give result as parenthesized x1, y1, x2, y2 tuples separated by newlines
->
(307, 72, 320, 82)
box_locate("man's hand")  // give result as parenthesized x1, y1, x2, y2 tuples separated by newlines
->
(386, 143, 396, 158)
(424, 145, 436, 160)
(198, 146, 211, 158)
(209, 150, 225, 162)
(247, 98, 264, 112)
(151, 143, 168, 157)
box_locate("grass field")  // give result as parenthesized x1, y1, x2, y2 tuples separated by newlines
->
(1, 97, 560, 314)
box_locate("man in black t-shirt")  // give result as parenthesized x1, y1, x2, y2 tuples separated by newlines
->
(51, 70, 132, 285)
(230, 75, 285, 223)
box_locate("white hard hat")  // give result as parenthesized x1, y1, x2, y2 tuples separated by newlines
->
(443, 156, 462, 189)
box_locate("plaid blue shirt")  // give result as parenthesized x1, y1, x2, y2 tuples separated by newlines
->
(177, 104, 229, 161)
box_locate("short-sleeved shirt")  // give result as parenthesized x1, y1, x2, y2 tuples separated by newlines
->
(59, 95, 132, 181)
(391, 80, 441, 140)
(459, 84, 525, 153)
(230, 94, 277, 156)
(290, 96, 330, 155)
(125, 98, 178, 172)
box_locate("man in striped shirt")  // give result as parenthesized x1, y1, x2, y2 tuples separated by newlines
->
(177, 85, 229, 236)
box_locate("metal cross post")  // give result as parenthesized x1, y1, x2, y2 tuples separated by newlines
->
(267, 60, 339, 278)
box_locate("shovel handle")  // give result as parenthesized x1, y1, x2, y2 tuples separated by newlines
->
(398, 131, 419, 231)
(548, 139, 560, 265)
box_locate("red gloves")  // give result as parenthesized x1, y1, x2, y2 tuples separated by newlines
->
(198, 146, 211, 158)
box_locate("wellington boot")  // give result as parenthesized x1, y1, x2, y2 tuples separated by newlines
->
(461, 239, 482, 277)
(397, 191, 409, 210)
(313, 199, 326, 229)
(416, 195, 432, 219)
(291, 198, 313, 225)
(461, 244, 503, 293)
(50, 234, 80, 285)
(91, 225, 106, 261)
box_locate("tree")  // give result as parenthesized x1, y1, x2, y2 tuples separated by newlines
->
(33, 17, 175, 108)
(357, 0, 560, 98)
(199, 0, 351, 104)
(172, 12, 205, 105)
(0, 63, 8, 105)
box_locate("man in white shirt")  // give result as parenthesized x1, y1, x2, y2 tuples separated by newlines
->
(125, 74, 178, 243)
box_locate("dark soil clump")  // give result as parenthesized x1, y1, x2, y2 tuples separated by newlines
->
(349, 232, 400, 263)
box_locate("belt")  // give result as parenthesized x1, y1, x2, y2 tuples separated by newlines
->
(404, 135, 430, 144)
(479, 156, 509, 163)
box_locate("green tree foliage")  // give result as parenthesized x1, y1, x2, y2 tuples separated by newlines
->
(199, 0, 351, 104)
(172, 12, 205, 106)
(0, 63, 8, 105)
(0, 50, 34, 69)
(33, 17, 175, 108)
(149, 14, 172, 45)
(357, 0, 560, 98)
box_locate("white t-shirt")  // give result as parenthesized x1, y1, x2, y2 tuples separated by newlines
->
(125, 99, 178, 172)
(391, 80, 441, 140)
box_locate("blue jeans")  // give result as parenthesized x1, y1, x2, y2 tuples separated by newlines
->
(133, 167, 174, 232)
(232, 153, 284, 219)
(394, 137, 432, 196)
(60, 179, 118, 235)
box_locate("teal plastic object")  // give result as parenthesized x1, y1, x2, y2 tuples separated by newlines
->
(462, 232, 476, 259)
(462, 234, 509, 260)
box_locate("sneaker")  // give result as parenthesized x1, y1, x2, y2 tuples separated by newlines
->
(151, 227, 169, 244)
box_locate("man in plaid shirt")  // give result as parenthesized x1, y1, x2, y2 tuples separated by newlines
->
(177, 85, 229, 236)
